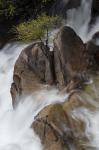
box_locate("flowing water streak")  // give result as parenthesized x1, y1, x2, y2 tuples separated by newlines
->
(66, 0, 92, 42)
(0, 43, 42, 150)
(0, 43, 68, 150)
(1, 0, 99, 149)
(66, 0, 99, 149)
(66, 0, 99, 43)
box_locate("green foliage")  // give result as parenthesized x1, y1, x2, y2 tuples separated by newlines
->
(15, 15, 60, 42)
(0, 0, 56, 21)
(0, 0, 15, 17)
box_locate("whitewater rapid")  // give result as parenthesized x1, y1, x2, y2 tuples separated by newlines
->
(0, 0, 99, 149)
(0, 43, 43, 150)
(0, 42, 68, 150)
(66, 0, 99, 43)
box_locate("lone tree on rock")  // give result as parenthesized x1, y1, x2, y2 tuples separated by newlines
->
(15, 14, 60, 56)
(15, 15, 61, 83)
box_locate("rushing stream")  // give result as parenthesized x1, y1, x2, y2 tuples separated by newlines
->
(0, 43, 68, 150)
(0, 0, 99, 150)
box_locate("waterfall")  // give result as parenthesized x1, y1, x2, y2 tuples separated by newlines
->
(0, 42, 68, 150)
(66, 0, 99, 43)
(65, 0, 99, 149)
(0, 43, 42, 150)
(0, 0, 99, 150)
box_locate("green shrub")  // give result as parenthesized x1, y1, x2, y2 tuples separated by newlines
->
(0, 0, 15, 17)
(15, 15, 61, 42)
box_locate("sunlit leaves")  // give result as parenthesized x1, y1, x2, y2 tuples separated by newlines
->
(15, 15, 60, 42)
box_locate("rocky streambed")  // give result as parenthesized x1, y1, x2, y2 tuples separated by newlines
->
(10, 26, 99, 150)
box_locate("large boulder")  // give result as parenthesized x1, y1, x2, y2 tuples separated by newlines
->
(10, 25, 99, 149)
(33, 92, 93, 150)
(53, 26, 88, 89)
(11, 42, 55, 106)
(11, 26, 90, 106)
(33, 73, 99, 150)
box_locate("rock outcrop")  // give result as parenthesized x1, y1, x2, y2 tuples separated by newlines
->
(53, 26, 88, 88)
(11, 42, 55, 106)
(33, 73, 99, 150)
(11, 26, 89, 105)
(11, 26, 99, 149)
(33, 90, 97, 150)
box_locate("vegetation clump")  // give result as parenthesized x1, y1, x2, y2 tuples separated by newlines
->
(0, 0, 56, 20)
(15, 15, 61, 42)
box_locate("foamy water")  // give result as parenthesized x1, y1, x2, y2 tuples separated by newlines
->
(66, 0, 99, 149)
(0, 43, 43, 150)
(0, 42, 68, 150)
(0, 0, 99, 149)
(66, 0, 99, 43)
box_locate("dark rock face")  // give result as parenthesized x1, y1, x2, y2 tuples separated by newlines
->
(92, 32, 99, 42)
(51, 0, 99, 19)
(51, 0, 81, 17)
(92, 0, 99, 18)
(86, 32, 99, 70)
(54, 26, 88, 88)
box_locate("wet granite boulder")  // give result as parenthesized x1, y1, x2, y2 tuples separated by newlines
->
(53, 26, 88, 89)
(10, 42, 55, 106)
(33, 92, 92, 150)
(32, 73, 99, 150)
(11, 26, 90, 106)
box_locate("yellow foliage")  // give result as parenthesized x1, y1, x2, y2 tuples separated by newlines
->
(15, 15, 61, 42)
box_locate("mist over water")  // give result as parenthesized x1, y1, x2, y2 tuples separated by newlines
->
(0, 0, 99, 149)
(0, 43, 68, 150)
(0, 43, 43, 150)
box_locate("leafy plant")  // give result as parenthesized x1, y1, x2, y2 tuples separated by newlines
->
(0, 0, 15, 17)
(15, 15, 61, 42)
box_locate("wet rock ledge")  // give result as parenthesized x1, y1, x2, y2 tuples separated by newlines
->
(11, 26, 99, 150)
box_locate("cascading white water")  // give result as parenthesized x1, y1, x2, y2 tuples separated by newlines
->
(66, 0, 99, 149)
(0, 42, 68, 150)
(0, 0, 99, 150)
(66, 0, 99, 43)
